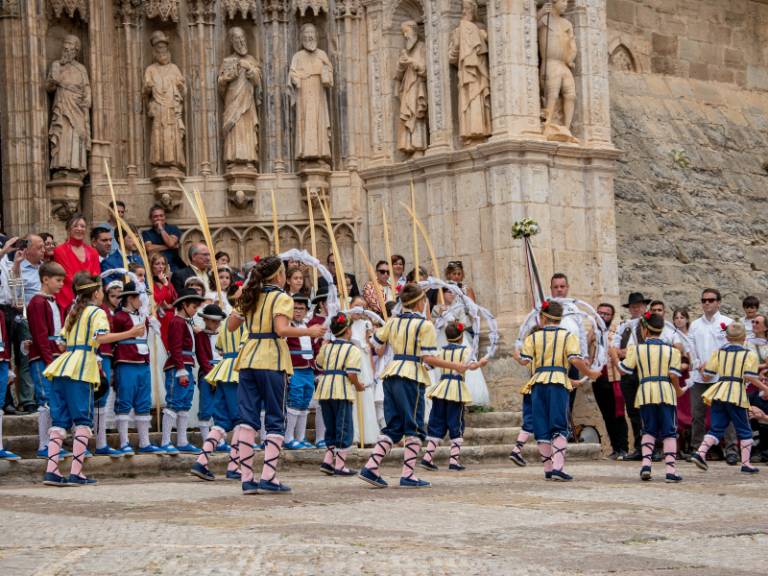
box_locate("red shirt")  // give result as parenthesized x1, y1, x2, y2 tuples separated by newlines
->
(195, 331, 216, 377)
(164, 314, 196, 371)
(99, 304, 115, 358)
(112, 309, 149, 364)
(287, 332, 314, 369)
(307, 314, 326, 374)
(27, 294, 62, 365)
(53, 240, 101, 310)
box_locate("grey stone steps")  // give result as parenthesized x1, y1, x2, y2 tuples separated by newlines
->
(0, 443, 602, 482)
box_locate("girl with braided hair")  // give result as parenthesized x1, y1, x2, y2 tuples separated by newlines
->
(228, 256, 326, 495)
(42, 272, 145, 486)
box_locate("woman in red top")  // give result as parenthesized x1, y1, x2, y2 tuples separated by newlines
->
(52, 214, 101, 310)
(150, 253, 177, 348)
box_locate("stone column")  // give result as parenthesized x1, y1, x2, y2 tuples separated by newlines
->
(486, 0, 542, 140)
(88, 0, 114, 183)
(334, 0, 363, 171)
(262, 0, 290, 174)
(361, 0, 387, 164)
(568, 0, 611, 146)
(187, 0, 217, 177)
(115, 0, 144, 179)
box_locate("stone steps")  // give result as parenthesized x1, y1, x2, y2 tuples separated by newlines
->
(0, 443, 602, 483)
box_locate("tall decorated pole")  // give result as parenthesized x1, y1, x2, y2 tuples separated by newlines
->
(512, 218, 543, 309)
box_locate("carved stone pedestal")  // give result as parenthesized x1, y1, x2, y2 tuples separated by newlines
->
(225, 165, 258, 210)
(299, 161, 331, 207)
(151, 166, 185, 212)
(47, 171, 83, 221)
(543, 122, 580, 144)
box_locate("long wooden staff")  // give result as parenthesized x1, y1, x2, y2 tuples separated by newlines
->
(357, 244, 388, 321)
(381, 207, 397, 297)
(104, 160, 128, 271)
(271, 189, 281, 255)
(193, 188, 223, 304)
(410, 180, 420, 283)
(400, 201, 445, 306)
(306, 186, 319, 291)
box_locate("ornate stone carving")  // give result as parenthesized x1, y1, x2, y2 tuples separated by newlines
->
(292, 0, 326, 17)
(537, 0, 579, 143)
(222, 0, 258, 20)
(144, 30, 186, 209)
(188, 0, 216, 24)
(145, 0, 179, 21)
(609, 44, 636, 73)
(394, 20, 427, 157)
(449, 0, 492, 144)
(289, 23, 333, 164)
(115, 0, 143, 24)
(262, 0, 288, 22)
(0, 0, 20, 18)
(334, 0, 359, 18)
(220, 26, 261, 208)
(48, 0, 88, 21)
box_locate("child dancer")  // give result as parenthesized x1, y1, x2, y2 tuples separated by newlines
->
(316, 312, 364, 476)
(161, 288, 205, 455)
(285, 294, 316, 449)
(692, 322, 768, 474)
(0, 305, 20, 460)
(195, 304, 227, 444)
(112, 281, 164, 455)
(308, 289, 329, 448)
(618, 313, 684, 482)
(513, 300, 600, 481)
(190, 309, 246, 481)
(42, 272, 144, 486)
(421, 322, 487, 472)
(93, 279, 123, 458)
(350, 297, 379, 445)
(228, 256, 325, 495)
(359, 284, 470, 489)
(27, 262, 66, 459)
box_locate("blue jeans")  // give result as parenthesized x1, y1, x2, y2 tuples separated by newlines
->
(50, 376, 93, 429)
(381, 376, 426, 444)
(237, 368, 287, 435)
(531, 384, 569, 441)
(320, 399, 354, 449)
(213, 381, 241, 432)
(115, 363, 152, 415)
(427, 398, 464, 440)
(198, 378, 215, 422)
(639, 403, 677, 439)
(164, 369, 195, 412)
(0, 362, 8, 411)
(709, 400, 752, 440)
(30, 359, 52, 408)
(287, 368, 315, 411)
(522, 393, 534, 433)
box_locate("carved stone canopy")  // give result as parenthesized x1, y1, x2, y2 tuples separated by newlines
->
(223, 0, 259, 20)
(145, 0, 179, 21)
(0, 0, 20, 18)
(48, 0, 89, 21)
(293, 0, 327, 17)
(188, 0, 216, 23)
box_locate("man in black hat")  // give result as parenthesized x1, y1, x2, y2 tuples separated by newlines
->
(613, 292, 651, 460)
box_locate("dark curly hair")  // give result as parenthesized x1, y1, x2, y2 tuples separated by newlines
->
(239, 256, 283, 316)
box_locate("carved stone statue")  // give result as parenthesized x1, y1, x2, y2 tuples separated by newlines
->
(394, 20, 427, 157)
(448, 0, 492, 144)
(46, 34, 91, 174)
(219, 27, 261, 169)
(538, 0, 579, 143)
(144, 31, 186, 170)
(289, 23, 333, 163)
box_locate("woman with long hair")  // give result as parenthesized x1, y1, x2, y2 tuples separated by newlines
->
(52, 214, 101, 310)
(150, 253, 177, 347)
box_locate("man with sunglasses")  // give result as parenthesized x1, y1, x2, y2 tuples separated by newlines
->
(689, 288, 737, 464)
(362, 261, 395, 314)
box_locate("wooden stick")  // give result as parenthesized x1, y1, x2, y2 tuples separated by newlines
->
(382, 207, 397, 296)
(400, 201, 445, 306)
(193, 188, 223, 304)
(410, 179, 419, 283)
(103, 160, 128, 271)
(271, 188, 280, 255)
(316, 196, 348, 306)
(357, 244, 388, 320)
(306, 186, 318, 291)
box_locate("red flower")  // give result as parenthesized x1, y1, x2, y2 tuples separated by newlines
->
(457, 323, 465, 332)
(395, 284, 403, 293)
(720, 322, 727, 330)
(644, 311, 652, 320)
(234, 280, 243, 287)
(253, 255, 261, 262)
(337, 314, 347, 324)
(541, 300, 550, 310)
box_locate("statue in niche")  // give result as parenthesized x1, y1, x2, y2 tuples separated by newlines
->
(289, 23, 333, 164)
(144, 31, 186, 171)
(394, 20, 428, 157)
(538, 0, 579, 143)
(47, 34, 91, 175)
(448, 0, 492, 144)
(219, 27, 261, 169)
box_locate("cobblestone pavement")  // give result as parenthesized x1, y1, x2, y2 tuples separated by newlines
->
(0, 461, 766, 576)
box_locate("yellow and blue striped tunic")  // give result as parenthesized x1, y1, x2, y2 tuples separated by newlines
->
(520, 326, 581, 393)
(44, 305, 110, 386)
(374, 312, 438, 386)
(428, 344, 472, 404)
(314, 339, 362, 401)
(619, 338, 683, 407)
(701, 345, 759, 409)
(235, 286, 294, 373)
(206, 323, 245, 385)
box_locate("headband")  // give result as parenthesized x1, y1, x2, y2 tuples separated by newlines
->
(541, 311, 562, 321)
(75, 282, 101, 293)
(641, 312, 663, 334)
(401, 292, 425, 307)
(263, 262, 284, 282)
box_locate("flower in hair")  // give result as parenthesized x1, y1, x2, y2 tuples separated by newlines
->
(644, 311, 652, 321)
(234, 280, 243, 287)
(396, 284, 403, 294)
(457, 323, 464, 332)
(541, 300, 550, 311)
(253, 255, 261, 263)
(720, 322, 727, 330)
(337, 314, 347, 324)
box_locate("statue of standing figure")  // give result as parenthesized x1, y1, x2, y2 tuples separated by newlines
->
(538, 0, 579, 143)
(47, 34, 91, 175)
(289, 23, 333, 164)
(394, 20, 428, 157)
(144, 31, 186, 171)
(448, 0, 492, 144)
(219, 27, 261, 169)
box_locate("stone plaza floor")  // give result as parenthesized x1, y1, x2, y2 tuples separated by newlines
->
(0, 461, 766, 575)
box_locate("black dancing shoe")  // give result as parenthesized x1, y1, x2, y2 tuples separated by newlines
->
(508, 451, 527, 467)
(419, 458, 439, 472)
(320, 462, 335, 476)
(640, 465, 652, 481)
(690, 453, 708, 471)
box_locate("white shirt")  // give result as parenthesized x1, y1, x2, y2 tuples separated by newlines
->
(740, 316, 755, 339)
(128, 311, 149, 355)
(688, 311, 733, 382)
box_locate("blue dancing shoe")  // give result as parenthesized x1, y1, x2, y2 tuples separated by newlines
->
(215, 442, 231, 453)
(320, 462, 335, 476)
(358, 467, 388, 488)
(0, 449, 21, 461)
(83, 449, 94, 459)
(94, 446, 122, 458)
(160, 443, 180, 456)
(283, 439, 302, 450)
(42, 472, 69, 487)
(67, 474, 97, 486)
(118, 444, 135, 457)
(59, 449, 73, 460)
(298, 440, 315, 449)
(190, 462, 215, 481)
(242, 480, 260, 495)
(137, 444, 166, 456)
(257, 479, 292, 494)
(314, 440, 327, 449)
(253, 443, 264, 451)
(741, 465, 759, 474)
(36, 447, 49, 460)
(176, 444, 202, 455)
(665, 472, 683, 483)
(399, 476, 431, 488)
(550, 469, 573, 482)
(640, 466, 652, 481)
(226, 470, 242, 481)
